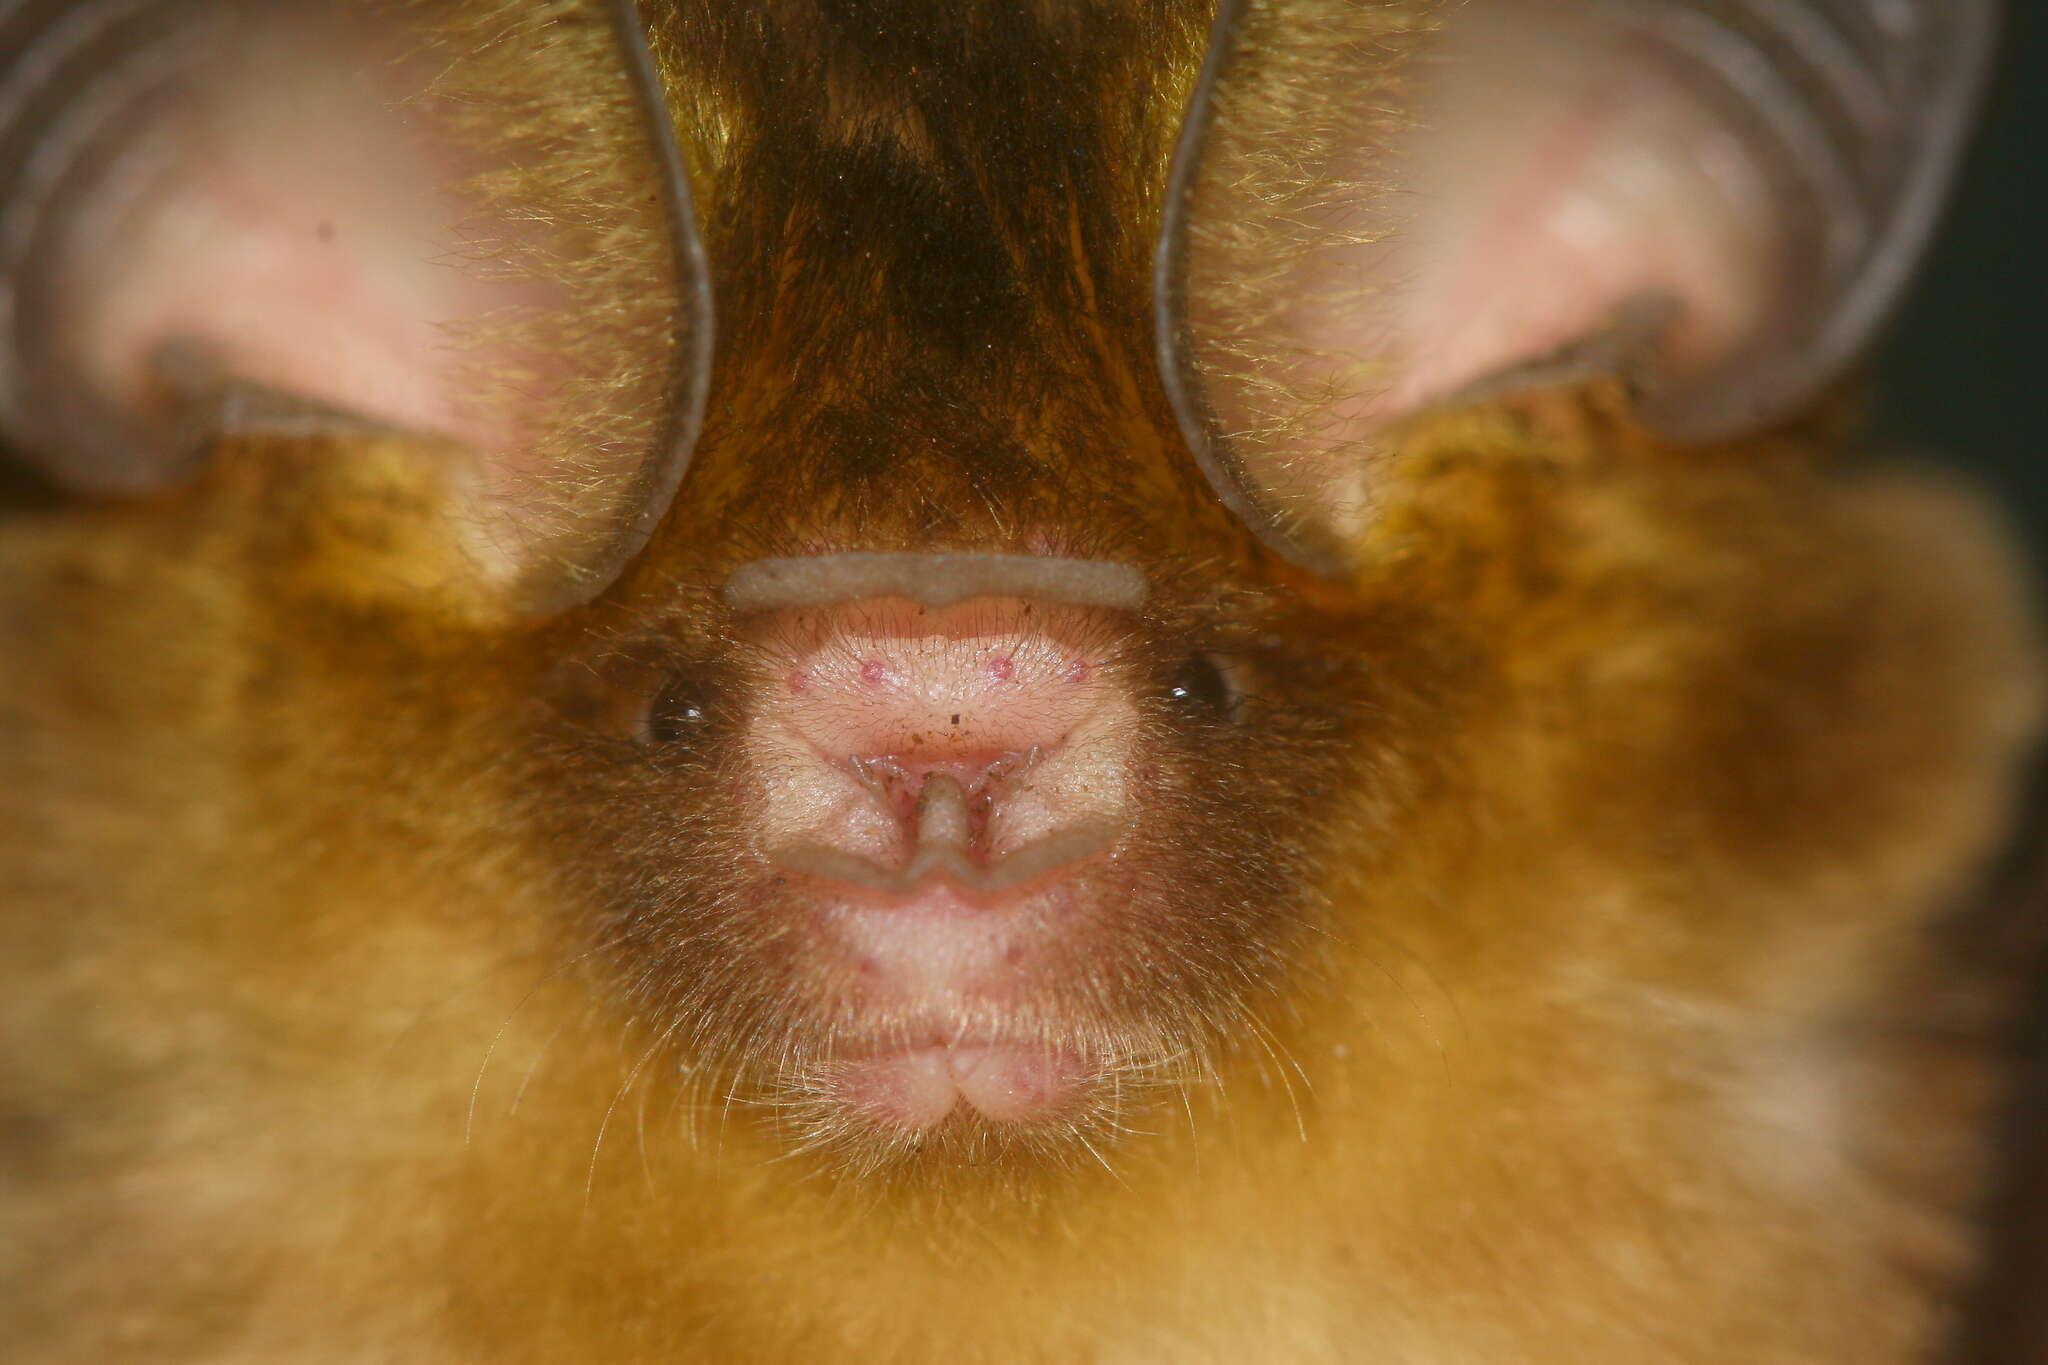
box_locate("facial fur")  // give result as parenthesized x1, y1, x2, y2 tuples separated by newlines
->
(0, 0, 2039, 1362)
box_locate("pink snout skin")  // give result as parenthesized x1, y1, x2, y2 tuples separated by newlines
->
(737, 597, 1145, 1127)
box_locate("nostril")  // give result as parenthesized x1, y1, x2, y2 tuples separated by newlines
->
(848, 755, 901, 799)
(775, 735, 1121, 894)
(842, 749, 1048, 813)
(980, 745, 1046, 787)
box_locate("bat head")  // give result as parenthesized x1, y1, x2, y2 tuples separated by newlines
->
(0, 0, 2004, 1173)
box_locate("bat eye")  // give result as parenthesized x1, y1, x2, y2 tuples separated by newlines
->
(1165, 653, 1243, 724)
(645, 671, 721, 746)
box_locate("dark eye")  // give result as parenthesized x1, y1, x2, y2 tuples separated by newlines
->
(1165, 652, 1242, 723)
(645, 670, 719, 745)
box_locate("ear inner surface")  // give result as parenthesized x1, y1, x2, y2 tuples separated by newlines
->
(0, 0, 711, 617)
(1160, 0, 2001, 575)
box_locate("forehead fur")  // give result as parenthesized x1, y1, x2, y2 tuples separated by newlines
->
(650, 0, 1208, 358)
(400, 0, 1437, 579)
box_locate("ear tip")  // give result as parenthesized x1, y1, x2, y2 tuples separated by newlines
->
(1640, 0, 2004, 444)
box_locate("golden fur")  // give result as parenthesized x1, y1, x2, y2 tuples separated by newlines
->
(1, 0, 2039, 1361)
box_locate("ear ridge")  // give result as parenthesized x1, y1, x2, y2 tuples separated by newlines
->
(1631, 0, 2003, 440)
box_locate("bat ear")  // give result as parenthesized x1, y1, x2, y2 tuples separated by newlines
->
(1160, 0, 2000, 574)
(0, 0, 711, 615)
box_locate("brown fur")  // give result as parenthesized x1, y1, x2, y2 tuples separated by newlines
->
(2, 0, 2040, 1361)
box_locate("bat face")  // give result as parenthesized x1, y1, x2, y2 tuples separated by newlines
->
(1, 0, 2040, 1360)
(508, 22, 1366, 1151)
(519, 556, 1366, 1160)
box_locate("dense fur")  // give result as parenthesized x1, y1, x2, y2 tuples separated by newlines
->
(1, 0, 2040, 1361)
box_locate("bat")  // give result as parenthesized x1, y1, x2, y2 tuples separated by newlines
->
(0, 0, 2036, 1360)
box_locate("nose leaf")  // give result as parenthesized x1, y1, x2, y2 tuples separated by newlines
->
(742, 594, 1139, 899)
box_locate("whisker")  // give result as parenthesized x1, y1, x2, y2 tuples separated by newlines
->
(585, 1015, 687, 1209)
(467, 937, 625, 1145)
(508, 1020, 570, 1120)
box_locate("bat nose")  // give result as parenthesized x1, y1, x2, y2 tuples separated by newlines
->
(769, 743, 1121, 899)
(846, 748, 1040, 834)
(739, 596, 1139, 897)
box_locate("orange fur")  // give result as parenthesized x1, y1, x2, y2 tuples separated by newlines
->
(1, 1, 2039, 1361)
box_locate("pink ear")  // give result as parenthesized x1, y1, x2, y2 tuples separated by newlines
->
(0, 0, 710, 613)
(1161, 0, 1999, 573)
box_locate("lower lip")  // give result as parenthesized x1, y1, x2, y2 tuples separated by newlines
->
(827, 1040, 1088, 1130)
(750, 875, 1107, 1130)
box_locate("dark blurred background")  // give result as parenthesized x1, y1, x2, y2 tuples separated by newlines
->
(1879, 3, 2048, 552)
(1920, 12, 2048, 1362)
